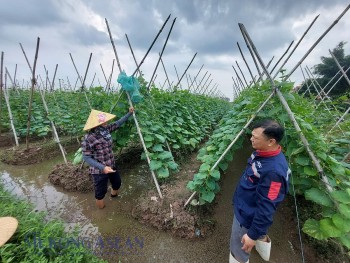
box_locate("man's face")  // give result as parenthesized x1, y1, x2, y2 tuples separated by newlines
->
(250, 127, 272, 151)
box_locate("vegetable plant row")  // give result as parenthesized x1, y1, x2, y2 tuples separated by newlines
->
(187, 80, 350, 249)
(0, 79, 230, 180)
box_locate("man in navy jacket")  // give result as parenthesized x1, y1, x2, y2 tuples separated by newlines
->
(230, 119, 290, 263)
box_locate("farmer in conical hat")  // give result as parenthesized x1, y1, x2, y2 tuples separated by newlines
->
(82, 107, 134, 209)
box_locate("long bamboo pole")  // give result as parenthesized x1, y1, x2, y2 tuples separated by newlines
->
(123, 35, 175, 160)
(272, 14, 320, 80)
(25, 37, 40, 150)
(131, 14, 171, 77)
(174, 52, 197, 88)
(147, 18, 177, 91)
(3, 74, 19, 146)
(235, 61, 249, 87)
(269, 40, 294, 75)
(232, 65, 245, 89)
(188, 64, 204, 92)
(0, 52, 3, 136)
(160, 56, 172, 89)
(105, 18, 163, 199)
(237, 42, 256, 86)
(22, 44, 68, 162)
(329, 49, 350, 87)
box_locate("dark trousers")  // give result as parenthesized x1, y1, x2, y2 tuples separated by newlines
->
(92, 170, 121, 200)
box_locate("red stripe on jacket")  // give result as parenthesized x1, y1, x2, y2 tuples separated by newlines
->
(268, 181, 282, 200)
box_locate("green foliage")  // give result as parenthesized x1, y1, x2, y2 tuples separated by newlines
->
(0, 184, 106, 262)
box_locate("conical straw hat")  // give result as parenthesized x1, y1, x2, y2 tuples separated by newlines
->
(83, 109, 116, 131)
(0, 217, 18, 247)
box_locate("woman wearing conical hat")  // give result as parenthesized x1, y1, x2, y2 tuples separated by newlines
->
(82, 107, 134, 209)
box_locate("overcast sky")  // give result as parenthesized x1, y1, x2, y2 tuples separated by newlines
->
(1, 0, 349, 100)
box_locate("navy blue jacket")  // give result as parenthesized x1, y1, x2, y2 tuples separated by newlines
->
(233, 146, 290, 240)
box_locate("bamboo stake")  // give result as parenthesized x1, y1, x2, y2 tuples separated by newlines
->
(147, 18, 177, 91)
(122, 34, 178, 161)
(239, 23, 333, 193)
(299, 66, 313, 97)
(51, 64, 58, 91)
(194, 71, 208, 93)
(317, 67, 343, 99)
(160, 56, 172, 89)
(200, 73, 211, 92)
(38, 85, 68, 164)
(125, 34, 142, 77)
(232, 65, 245, 89)
(3, 74, 19, 146)
(237, 42, 256, 86)
(174, 65, 180, 87)
(269, 40, 294, 75)
(328, 105, 350, 134)
(284, 4, 350, 80)
(131, 14, 171, 77)
(0, 52, 3, 136)
(100, 63, 108, 84)
(240, 31, 262, 79)
(188, 64, 204, 91)
(14, 64, 18, 90)
(106, 59, 115, 93)
(69, 53, 92, 108)
(105, 18, 163, 199)
(22, 46, 67, 162)
(272, 14, 320, 80)
(89, 72, 96, 88)
(174, 53, 197, 88)
(25, 37, 40, 150)
(325, 67, 350, 97)
(235, 60, 249, 87)
(329, 49, 350, 87)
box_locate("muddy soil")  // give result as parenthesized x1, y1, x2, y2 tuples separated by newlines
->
(0, 136, 80, 165)
(132, 152, 215, 239)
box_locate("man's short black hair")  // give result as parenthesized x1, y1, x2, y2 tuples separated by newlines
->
(251, 119, 284, 143)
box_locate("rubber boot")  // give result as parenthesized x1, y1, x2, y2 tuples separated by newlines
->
(229, 252, 249, 263)
(96, 199, 105, 209)
(255, 235, 271, 261)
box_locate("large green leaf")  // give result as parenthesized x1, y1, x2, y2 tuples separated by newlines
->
(331, 190, 350, 204)
(305, 188, 333, 207)
(155, 134, 166, 143)
(319, 218, 342, 238)
(332, 213, 350, 232)
(152, 144, 164, 152)
(157, 151, 173, 160)
(339, 203, 350, 219)
(150, 160, 162, 171)
(194, 172, 207, 180)
(199, 163, 211, 173)
(157, 167, 169, 178)
(201, 191, 215, 203)
(295, 155, 310, 166)
(303, 166, 317, 176)
(210, 169, 221, 180)
(302, 219, 326, 240)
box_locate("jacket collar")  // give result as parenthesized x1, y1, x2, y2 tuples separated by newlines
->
(256, 145, 281, 157)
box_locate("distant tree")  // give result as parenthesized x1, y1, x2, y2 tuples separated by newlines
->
(300, 41, 350, 97)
